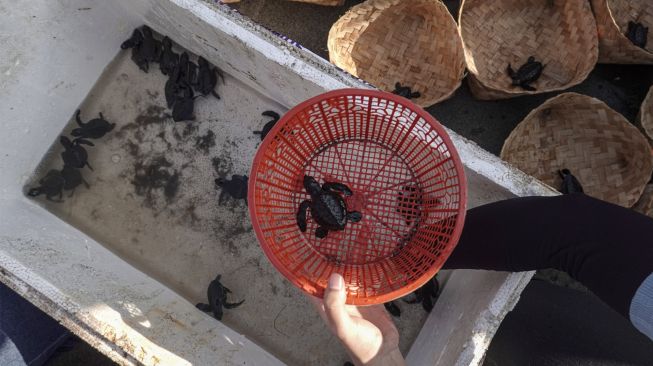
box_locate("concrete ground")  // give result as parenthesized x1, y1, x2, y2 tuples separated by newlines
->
(40, 0, 653, 364)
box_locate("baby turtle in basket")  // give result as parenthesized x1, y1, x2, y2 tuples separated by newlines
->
(159, 36, 179, 76)
(196, 275, 244, 321)
(507, 56, 544, 91)
(130, 26, 161, 73)
(626, 21, 648, 49)
(403, 276, 440, 313)
(27, 170, 66, 202)
(60, 136, 93, 170)
(72, 110, 115, 139)
(384, 301, 401, 318)
(559, 168, 584, 195)
(296, 175, 362, 239)
(196, 56, 224, 99)
(392, 82, 421, 99)
(253, 111, 280, 141)
(397, 184, 422, 226)
(215, 175, 248, 205)
(120, 29, 143, 50)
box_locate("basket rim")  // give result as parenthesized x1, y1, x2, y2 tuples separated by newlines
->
(248, 88, 468, 305)
(458, 0, 599, 97)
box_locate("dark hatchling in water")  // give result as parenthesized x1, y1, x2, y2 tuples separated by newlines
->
(196, 56, 224, 99)
(626, 21, 648, 49)
(60, 136, 93, 171)
(27, 170, 66, 202)
(215, 175, 248, 205)
(178, 52, 198, 86)
(253, 111, 280, 141)
(72, 110, 115, 139)
(384, 301, 401, 318)
(507, 56, 544, 91)
(403, 276, 440, 313)
(196, 275, 244, 321)
(171, 81, 196, 122)
(392, 82, 421, 99)
(135, 25, 162, 73)
(559, 169, 584, 195)
(120, 29, 143, 50)
(296, 175, 362, 239)
(159, 36, 179, 76)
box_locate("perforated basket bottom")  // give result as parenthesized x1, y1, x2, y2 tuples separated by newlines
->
(295, 139, 423, 265)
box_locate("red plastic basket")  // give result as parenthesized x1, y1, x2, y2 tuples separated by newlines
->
(249, 89, 467, 305)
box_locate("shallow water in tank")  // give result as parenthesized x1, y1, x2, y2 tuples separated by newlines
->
(26, 38, 434, 365)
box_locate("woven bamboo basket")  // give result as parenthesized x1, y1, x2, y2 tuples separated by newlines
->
(501, 93, 653, 208)
(638, 86, 653, 142)
(591, 0, 653, 64)
(327, 0, 465, 107)
(633, 184, 653, 217)
(459, 0, 598, 100)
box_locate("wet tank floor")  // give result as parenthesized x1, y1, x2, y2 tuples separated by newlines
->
(26, 39, 442, 364)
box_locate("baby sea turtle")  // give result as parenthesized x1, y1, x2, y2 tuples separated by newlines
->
(215, 175, 248, 205)
(27, 170, 66, 202)
(384, 301, 401, 318)
(507, 56, 544, 91)
(196, 56, 224, 99)
(60, 165, 90, 196)
(253, 111, 280, 141)
(392, 82, 421, 99)
(196, 275, 244, 321)
(136, 25, 162, 73)
(178, 52, 198, 86)
(159, 36, 179, 76)
(171, 81, 196, 122)
(626, 21, 648, 49)
(296, 175, 362, 239)
(403, 276, 440, 313)
(120, 29, 143, 50)
(60, 136, 93, 170)
(397, 184, 421, 226)
(72, 110, 115, 139)
(559, 169, 584, 194)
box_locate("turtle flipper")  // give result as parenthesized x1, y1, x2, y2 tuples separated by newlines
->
(315, 227, 328, 238)
(224, 299, 245, 309)
(322, 182, 353, 196)
(196, 303, 211, 312)
(297, 200, 311, 232)
(347, 211, 362, 223)
(521, 83, 536, 91)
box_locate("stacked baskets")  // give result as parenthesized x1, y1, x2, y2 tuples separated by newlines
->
(591, 0, 653, 64)
(328, 0, 466, 107)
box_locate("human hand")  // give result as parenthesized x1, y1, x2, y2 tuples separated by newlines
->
(309, 273, 404, 366)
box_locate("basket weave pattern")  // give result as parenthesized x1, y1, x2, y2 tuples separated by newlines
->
(459, 0, 598, 100)
(633, 184, 653, 218)
(591, 0, 653, 64)
(639, 86, 653, 141)
(328, 0, 465, 107)
(501, 93, 653, 208)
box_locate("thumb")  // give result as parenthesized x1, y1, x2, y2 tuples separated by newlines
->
(323, 273, 351, 337)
